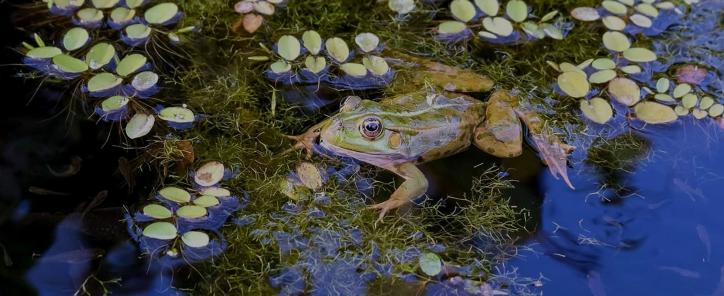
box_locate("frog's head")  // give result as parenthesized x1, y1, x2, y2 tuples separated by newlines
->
(318, 96, 407, 158)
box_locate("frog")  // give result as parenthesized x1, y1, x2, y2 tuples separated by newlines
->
(286, 52, 575, 222)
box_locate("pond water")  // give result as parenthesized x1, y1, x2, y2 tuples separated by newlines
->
(509, 121, 724, 296)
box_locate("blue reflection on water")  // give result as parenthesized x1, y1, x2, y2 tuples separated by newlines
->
(510, 119, 724, 295)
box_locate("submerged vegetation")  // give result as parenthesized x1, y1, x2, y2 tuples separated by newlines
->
(10, 0, 722, 294)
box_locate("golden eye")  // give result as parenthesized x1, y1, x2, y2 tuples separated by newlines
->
(360, 117, 382, 139)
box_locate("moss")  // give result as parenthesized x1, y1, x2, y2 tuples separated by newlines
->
(156, 0, 615, 294)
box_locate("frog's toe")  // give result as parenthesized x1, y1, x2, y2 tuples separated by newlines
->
(369, 199, 407, 224)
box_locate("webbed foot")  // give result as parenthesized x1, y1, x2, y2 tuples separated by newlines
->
(369, 163, 428, 224)
(283, 122, 325, 158)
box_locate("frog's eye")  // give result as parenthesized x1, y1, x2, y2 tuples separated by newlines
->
(359, 117, 383, 139)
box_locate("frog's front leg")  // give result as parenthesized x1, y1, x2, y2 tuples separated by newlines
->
(284, 120, 328, 158)
(370, 162, 428, 224)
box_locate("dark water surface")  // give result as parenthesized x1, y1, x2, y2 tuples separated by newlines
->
(509, 121, 724, 296)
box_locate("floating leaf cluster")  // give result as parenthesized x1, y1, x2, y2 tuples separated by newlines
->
(21, 1, 197, 137)
(436, 0, 566, 44)
(571, 0, 685, 37)
(126, 161, 248, 268)
(387, 0, 416, 15)
(43, 0, 193, 46)
(262, 31, 394, 90)
(552, 0, 720, 125)
(233, 0, 286, 33)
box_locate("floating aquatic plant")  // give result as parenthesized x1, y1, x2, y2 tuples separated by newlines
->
(233, 0, 287, 33)
(570, 0, 687, 37)
(387, 0, 416, 15)
(435, 0, 567, 44)
(262, 31, 394, 90)
(127, 161, 248, 268)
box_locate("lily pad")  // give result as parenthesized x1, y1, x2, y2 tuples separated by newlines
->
(474, 0, 499, 16)
(88, 73, 122, 93)
(325, 37, 350, 63)
(656, 2, 676, 9)
(194, 161, 225, 187)
(506, 0, 527, 22)
(52, 54, 89, 73)
(559, 62, 583, 73)
(542, 24, 563, 40)
(602, 16, 626, 31)
(304, 56, 326, 73)
(656, 78, 670, 93)
(592, 58, 616, 70)
(144, 2, 179, 25)
(619, 65, 641, 74)
(143, 204, 172, 219)
(176, 205, 207, 219)
(602, 31, 630, 52)
(181, 231, 210, 248)
(77, 8, 103, 23)
(673, 83, 691, 98)
(159, 107, 195, 123)
(635, 3, 659, 17)
(700, 96, 714, 110)
(296, 162, 323, 191)
(125, 113, 155, 139)
(419, 252, 443, 277)
(557, 71, 589, 98)
(125, 0, 145, 9)
(26, 46, 62, 59)
(85, 43, 115, 70)
(580, 97, 613, 124)
(91, 0, 119, 9)
(630, 14, 652, 28)
(674, 105, 689, 116)
(302, 30, 322, 55)
(589, 69, 617, 84)
(270, 60, 291, 74)
(362, 55, 390, 76)
(62, 27, 89, 51)
(142, 221, 177, 240)
(116, 53, 147, 77)
(193, 195, 220, 207)
(125, 23, 151, 39)
(110, 7, 136, 23)
(254, 1, 275, 15)
(571, 7, 600, 21)
(438, 21, 468, 34)
(692, 109, 708, 119)
(340, 63, 367, 77)
(101, 96, 129, 112)
(602, 0, 627, 15)
(521, 22, 543, 38)
(388, 0, 415, 14)
(200, 187, 231, 197)
(478, 31, 498, 39)
(623, 48, 657, 63)
(681, 93, 698, 109)
(131, 71, 159, 91)
(159, 186, 191, 203)
(654, 93, 675, 103)
(635, 101, 678, 124)
(277, 35, 301, 61)
(708, 104, 724, 117)
(355, 33, 380, 53)
(482, 17, 513, 37)
(450, 0, 476, 22)
(540, 10, 558, 22)
(608, 77, 640, 106)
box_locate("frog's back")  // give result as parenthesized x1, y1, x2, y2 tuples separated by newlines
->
(379, 92, 485, 163)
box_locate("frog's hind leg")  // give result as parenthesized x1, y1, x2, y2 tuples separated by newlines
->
(370, 162, 428, 224)
(473, 91, 523, 158)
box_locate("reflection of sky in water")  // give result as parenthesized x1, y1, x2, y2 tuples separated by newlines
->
(511, 120, 724, 295)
